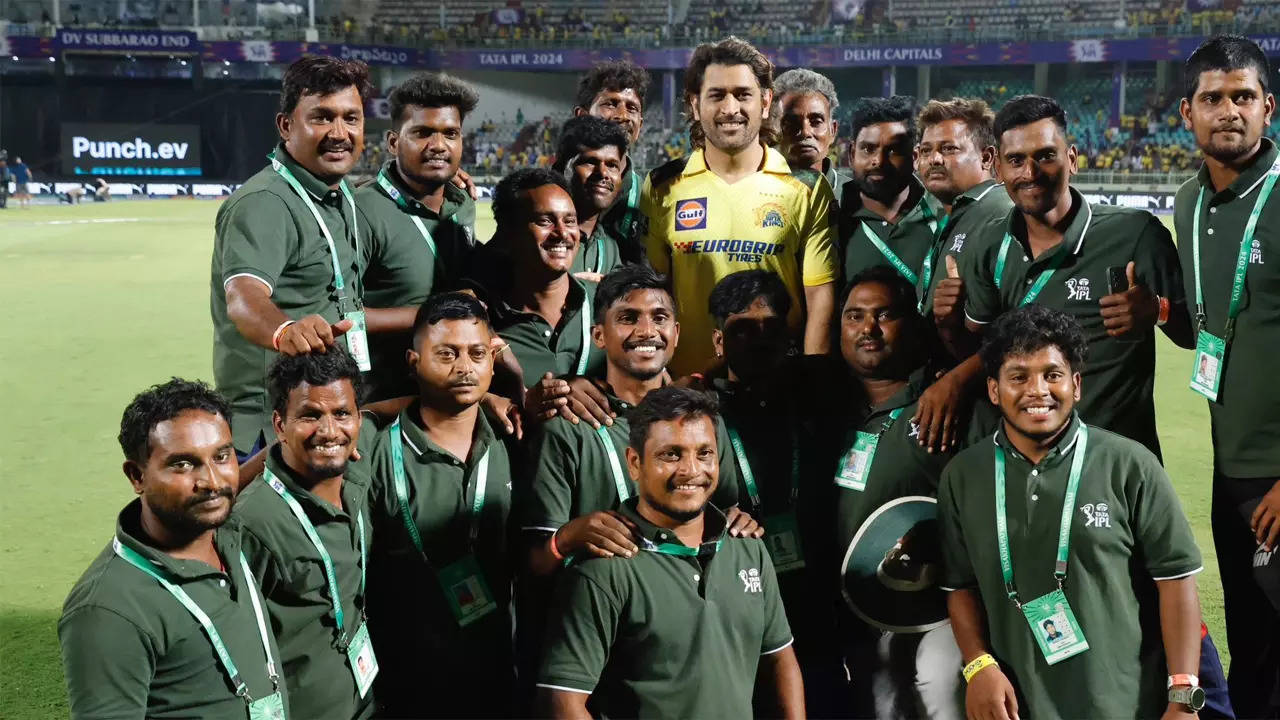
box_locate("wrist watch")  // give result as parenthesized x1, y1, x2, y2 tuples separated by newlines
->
(1167, 673, 1205, 712)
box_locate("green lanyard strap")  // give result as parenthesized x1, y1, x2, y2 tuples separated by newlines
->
(574, 291, 593, 376)
(591, 177, 640, 274)
(269, 152, 362, 309)
(993, 232, 1073, 305)
(263, 467, 366, 649)
(639, 536, 724, 557)
(993, 425, 1088, 607)
(113, 540, 279, 703)
(1192, 161, 1280, 342)
(594, 425, 631, 502)
(376, 167, 456, 277)
(725, 420, 800, 512)
(860, 223, 919, 286)
(388, 417, 491, 556)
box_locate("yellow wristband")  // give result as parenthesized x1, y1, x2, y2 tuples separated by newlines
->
(962, 654, 998, 683)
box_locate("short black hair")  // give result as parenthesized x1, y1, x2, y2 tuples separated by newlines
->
(118, 378, 232, 465)
(1043, 619, 1056, 630)
(628, 385, 720, 453)
(553, 115, 630, 173)
(992, 95, 1068, 148)
(1184, 34, 1271, 101)
(980, 305, 1088, 379)
(708, 270, 792, 329)
(279, 55, 374, 116)
(842, 265, 919, 318)
(388, 72, 480, 127)
(267, 347, 363, 416)
(412, 292, 491, 343)
(576, 60, 650, 111)
(849, 95, 918, 146)
(594, 264, 672, 325)
(491, 167, 571, 233)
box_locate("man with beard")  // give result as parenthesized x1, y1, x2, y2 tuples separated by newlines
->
(838, 95, 942, 288)
(1175, 34, 1280, 717)
(572, 60, 650, 265)
(233, 348, 379, 720)
(364, 293, 519, 718)
(60, 379, 287, 720)
(939, 306, 1204, 720)
(213, 56, 373, 459)
(553, 115, 631, 279)
(641, 36, 839, 377)
(774, 68, 850, 205)
(462, 168, 604, 390)
(962, 95, 1192, 458)
(537, 386, 804, 719)
(356, 72, 480, 402)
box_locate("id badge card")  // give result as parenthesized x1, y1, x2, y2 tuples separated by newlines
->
(1021, 588, 1089, 665)
(247, 691, 286, 720)
(763, 513, 806, 573)
(835, 432, 879, 491)
(438, 555, 498, 627)
(345, 622, 378, 698)
(1189, 330, 1225, 401)
(343, 309, 372, 372)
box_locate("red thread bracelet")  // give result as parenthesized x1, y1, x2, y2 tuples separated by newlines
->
(548, 530, 565, 561)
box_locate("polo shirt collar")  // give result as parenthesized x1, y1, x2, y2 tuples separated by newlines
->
(491, 273, 588, 326)
(822, 157, 837, 186)
(842, 174, 930, 223)
(1196, 137, 1280, 200)
(993, 411, 1085, 469)
(273, 142, 333, 201)
(618, 496, 730, 552)
(395, 401, 498, 466)
(378, 160, 468, 219)
(953, 178, 1002, 209)
(114, 498, 234, 581)
(265, 445, 364, 519)
(865, 364, 932, 416)
(681, 145, 790, 178)
(1004, 186, 1094, 257)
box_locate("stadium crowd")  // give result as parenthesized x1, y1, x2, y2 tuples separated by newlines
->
(56, 31, 1280, 720)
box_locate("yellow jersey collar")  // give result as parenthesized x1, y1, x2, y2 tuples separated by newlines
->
(683, 145, 791, 178)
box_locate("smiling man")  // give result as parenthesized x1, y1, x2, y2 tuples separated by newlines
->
(553, 116, 632, 278)
(233, 348, 379, 720)
(356, 72, 481, 402)
(641, 36, 839, 377)
(537, 386, 804, 719)
(60, 379, 288, 720)
(939, 306, 1204, 720)
(212, 56, 374, 459)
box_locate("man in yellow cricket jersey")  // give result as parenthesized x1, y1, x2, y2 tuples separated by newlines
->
(641, 36, 840, 377)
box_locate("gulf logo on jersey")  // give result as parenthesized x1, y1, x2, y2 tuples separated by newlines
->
(675, 197, 708, 231)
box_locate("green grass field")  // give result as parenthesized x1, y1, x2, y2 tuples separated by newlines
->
(0, 199, 1222, 717)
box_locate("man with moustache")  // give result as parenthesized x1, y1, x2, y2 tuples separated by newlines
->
(642, 36, 839, 377)
(213, 55, 374, 458)
(537, 386, 804, 719)
(356, 72, 480, 402)
(553, 116, 631, 279)
(572, 60, 650, 265)
(60, 379, 288, 720)
(233, 348, 379, 720)
(962, 95, 1192, 458)
(838, 95, 942, 287)
(1175, 34, 1280, 716)
(364, 293, 519, 718)
(774, 68, 850, 204)
(939, 306, 1205, 720)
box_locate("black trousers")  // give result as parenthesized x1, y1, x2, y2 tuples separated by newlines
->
(1213, 472, 1280, 719)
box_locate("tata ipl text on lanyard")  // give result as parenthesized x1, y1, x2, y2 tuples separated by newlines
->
(387, 417, 500, 626)
(113, 539, 288, 719)
(859, 201, 940, 313)
(1188, 161, 1280, 401)
(994, 425, 1092, 665)
(726, 421, 806, 572)
(262, 466, 379, 697)
(374, 167, 459, 278)
(269, 152, 372, 371)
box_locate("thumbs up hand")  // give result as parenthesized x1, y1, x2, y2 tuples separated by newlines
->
(932, 254, 966, 330)
(1100, 261, 1159, 336)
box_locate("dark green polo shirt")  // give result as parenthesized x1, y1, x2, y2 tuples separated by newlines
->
(918, 179, 1014, 318)
(364, 403, 517, 715)
(838, 176, 941, 286)
(233, 433, 378, 720)
(964, 188, 1184, 457)
(537, 499, 793, 719)
(59, 501, 287, 720)
(212, 144, 364, 451)
(938, 415, 1203, 720)
(521, 391, 740, 533)
(491, 277, 605, 388)
(823, 158, 852, 211)
(1174, 138, 1280, 478)
(571, 164, 648, 274)
(356, 161, 477, 402)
